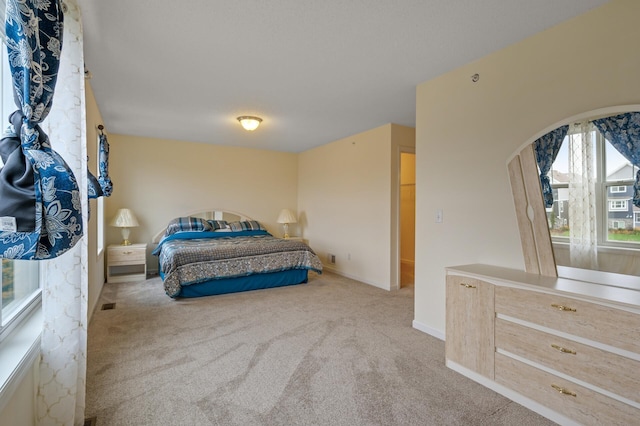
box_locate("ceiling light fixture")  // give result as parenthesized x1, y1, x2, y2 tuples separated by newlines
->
(237, 116, 262, 131)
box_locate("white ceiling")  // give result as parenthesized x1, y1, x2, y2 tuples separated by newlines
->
(77, 0, 609, 153)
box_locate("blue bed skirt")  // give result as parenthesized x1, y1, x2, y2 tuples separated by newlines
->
(171, 269, 309, 298)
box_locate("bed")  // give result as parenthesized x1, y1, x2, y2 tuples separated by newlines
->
(151, 210, 323, 298)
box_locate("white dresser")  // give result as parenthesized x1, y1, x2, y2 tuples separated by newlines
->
(445, 264, 640, 426)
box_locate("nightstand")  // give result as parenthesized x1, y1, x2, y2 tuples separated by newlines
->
(107, 243, 147, 283)
(284, 236, 305, 242)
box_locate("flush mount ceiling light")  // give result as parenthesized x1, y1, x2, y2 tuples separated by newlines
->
(237, 116, 262, 131)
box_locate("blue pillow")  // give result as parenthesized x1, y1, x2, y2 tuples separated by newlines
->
(228, 220, 265, 232)
(164, 217, 212, 236)
(207, 220, 229, 230)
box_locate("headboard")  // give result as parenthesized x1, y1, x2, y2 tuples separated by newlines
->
(151, 209, 255, 243)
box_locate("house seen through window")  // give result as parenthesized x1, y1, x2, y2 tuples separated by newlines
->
(547, 124, 640, 246)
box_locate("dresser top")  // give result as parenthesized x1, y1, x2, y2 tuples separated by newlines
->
(446, 264, 640, 310)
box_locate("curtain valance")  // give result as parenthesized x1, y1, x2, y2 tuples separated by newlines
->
(592, 112, 640, 207)
(533, 125, 569, 208)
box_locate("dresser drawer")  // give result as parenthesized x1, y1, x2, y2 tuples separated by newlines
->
(108, 247, 146, 264)
(495, 352, 639, 426)
(495, 286, 640, 353)
(495, 318, 640, 405)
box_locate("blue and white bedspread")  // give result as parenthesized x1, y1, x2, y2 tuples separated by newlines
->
(153, 231, 323, 297)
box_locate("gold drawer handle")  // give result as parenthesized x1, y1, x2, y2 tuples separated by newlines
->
(551, 384, 576, 397)
(460, 283, 476, 289)
(551, 344, 576, 355)
(551, 303, 576, 312)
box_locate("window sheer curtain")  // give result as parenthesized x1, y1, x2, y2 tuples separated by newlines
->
(36, 1, 88, 425)
(568, 122, 598, 269)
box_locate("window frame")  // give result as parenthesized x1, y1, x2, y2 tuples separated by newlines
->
(0, 269, 41, 342)
(608, 199, 628, 211)
(96, 133, 105, 257)
(0, 28, 43, 346)
(548, 129, 640, 250)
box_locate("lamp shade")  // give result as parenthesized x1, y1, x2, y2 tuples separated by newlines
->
(109, 208, 139, 228)
(277, 209, 297, 224)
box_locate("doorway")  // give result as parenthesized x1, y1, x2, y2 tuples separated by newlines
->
(400, 151, 416, 287)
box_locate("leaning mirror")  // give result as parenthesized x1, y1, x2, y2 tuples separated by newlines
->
(508, 106, 640, 281)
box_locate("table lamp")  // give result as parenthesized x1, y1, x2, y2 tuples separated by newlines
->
(277, 209, 297, 239)
(109, 208, 139, 245)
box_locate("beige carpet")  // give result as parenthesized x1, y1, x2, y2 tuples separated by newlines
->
(86, 272, 554, 425)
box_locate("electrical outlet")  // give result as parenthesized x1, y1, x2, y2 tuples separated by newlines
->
(327, 253, 336, 264)
(435, 209, 443, 223)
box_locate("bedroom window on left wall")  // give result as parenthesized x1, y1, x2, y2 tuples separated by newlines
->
(0, 30, 42, 342)
(96, 134, 105, 255)
(0, 260, 40, 337)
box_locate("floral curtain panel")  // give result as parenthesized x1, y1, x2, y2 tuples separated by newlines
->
(533, 125, 569, 208)
(97, 131, 113, 196)
(87, 169, 103, 199)
(87, 128, 113, 199)
(0, 0, 88, 423)
(0, 0, 83, 260)
(592, 112, 640, 207)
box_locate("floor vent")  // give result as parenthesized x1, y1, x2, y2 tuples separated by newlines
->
(101, 302, 116, 310)
(84, 417, 97, 426)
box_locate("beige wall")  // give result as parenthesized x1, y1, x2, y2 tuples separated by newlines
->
(298, 123, 415, 290)
(414, 0, 640, 337)
(106, 135, 299, 271)
(0, 360, 37, 426)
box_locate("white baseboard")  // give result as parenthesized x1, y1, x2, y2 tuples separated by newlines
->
(446, 360, 579, 426)
(322, 265, 390, 291)
(412, 320, 445, 340)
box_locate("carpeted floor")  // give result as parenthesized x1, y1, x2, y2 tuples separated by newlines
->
(86, 272, 554, 425)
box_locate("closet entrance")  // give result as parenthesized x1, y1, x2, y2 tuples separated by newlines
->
(400, 151, 416, 288)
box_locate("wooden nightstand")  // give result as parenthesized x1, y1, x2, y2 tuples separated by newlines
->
(107, 243, 147, 283)
(283, 236, 309, 246)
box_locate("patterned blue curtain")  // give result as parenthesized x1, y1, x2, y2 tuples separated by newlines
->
(592, 112, 640, 207)
(97, 130, 113, 196)
(0, 0, 83, 259)
(87, 168, 103, 199)
(533, 125, 569, 207)
(88, 127, 113, 199)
